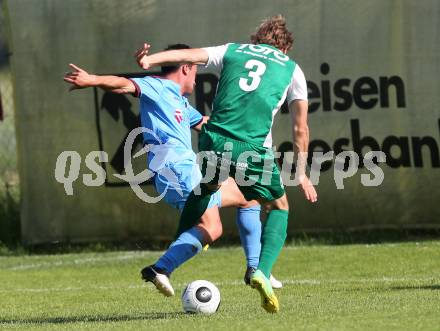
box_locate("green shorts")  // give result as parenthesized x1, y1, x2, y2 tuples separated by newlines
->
(198, 127, 285, 202)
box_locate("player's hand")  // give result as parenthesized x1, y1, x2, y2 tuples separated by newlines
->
(63, 64, 96, 91)
(134, 43, 151, 70)
(298, 176, 318, 203)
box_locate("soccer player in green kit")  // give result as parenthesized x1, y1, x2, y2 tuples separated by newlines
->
(136, 15, 317, 313)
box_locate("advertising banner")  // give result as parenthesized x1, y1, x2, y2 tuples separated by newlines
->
(4, 0, 439, 243)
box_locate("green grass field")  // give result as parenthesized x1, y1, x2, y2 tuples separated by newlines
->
(1, 241, 439, 331)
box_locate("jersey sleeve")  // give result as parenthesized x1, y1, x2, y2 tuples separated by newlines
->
(129, 76, 163, 101)
(188, 104, 203, 128)
(286, 64, 308, 104)
(202, 44, 229, 73)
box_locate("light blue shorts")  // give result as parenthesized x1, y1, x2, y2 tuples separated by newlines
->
(153, 160, 222, 212)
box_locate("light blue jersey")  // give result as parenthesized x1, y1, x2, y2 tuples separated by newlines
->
(130, 76, 221, 211)
(130, 76, 202, 149)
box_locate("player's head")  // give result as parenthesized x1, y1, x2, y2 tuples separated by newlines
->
(250, 15, 294, 54)
(161, 44, 197, 95)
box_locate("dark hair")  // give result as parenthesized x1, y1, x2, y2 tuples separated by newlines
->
(161, 44, 191, 75)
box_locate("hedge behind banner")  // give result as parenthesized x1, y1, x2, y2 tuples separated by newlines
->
(4, 0, 439, 244)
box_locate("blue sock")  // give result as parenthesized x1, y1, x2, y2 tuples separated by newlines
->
(236, 205, 262, 269)
(155, 227, 204, 275)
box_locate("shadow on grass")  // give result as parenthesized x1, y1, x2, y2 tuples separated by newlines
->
(330, 284, 440, 293)
(2, 228, 438, 257)
(0, 312, 187, 325)
(388, 284, 440, 291)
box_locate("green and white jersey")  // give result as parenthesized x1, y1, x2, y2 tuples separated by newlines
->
(203, 43, 308, 148)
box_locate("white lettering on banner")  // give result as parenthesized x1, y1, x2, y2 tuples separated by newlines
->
(54, 130, 388, 200)
(54, 151, 81, 195)
(55, 151, 108, 195)
(112, 127, 178, 203)
(83, 151, 108, 187)
(334, 151, 360, 189)
(361, 151, 386, 187)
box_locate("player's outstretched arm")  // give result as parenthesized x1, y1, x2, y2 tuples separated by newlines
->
(63, 64, 135, 94)
(135, 43, 208, 70)
(289, 100, 318, 203)
(192, 116, 209, 132)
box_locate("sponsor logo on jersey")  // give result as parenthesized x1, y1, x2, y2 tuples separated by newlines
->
(175, 109, 183, 123)
(236, 44, 289, 64)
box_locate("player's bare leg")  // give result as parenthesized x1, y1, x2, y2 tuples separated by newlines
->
(197, 205, 223, 244)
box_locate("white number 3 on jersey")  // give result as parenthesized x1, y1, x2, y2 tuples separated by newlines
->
(239, 59, 267, 92)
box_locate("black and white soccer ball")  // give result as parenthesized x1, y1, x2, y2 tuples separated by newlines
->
(181, 280, 221, 314)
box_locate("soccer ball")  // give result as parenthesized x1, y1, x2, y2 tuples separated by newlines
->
(181, 280, 221, 314)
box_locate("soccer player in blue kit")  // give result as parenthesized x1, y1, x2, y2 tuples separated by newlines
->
(63, 44, 282, 297)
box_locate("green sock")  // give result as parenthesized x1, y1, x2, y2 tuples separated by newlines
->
(258, 209, 289, 278)
(175, 186, 214, 239)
